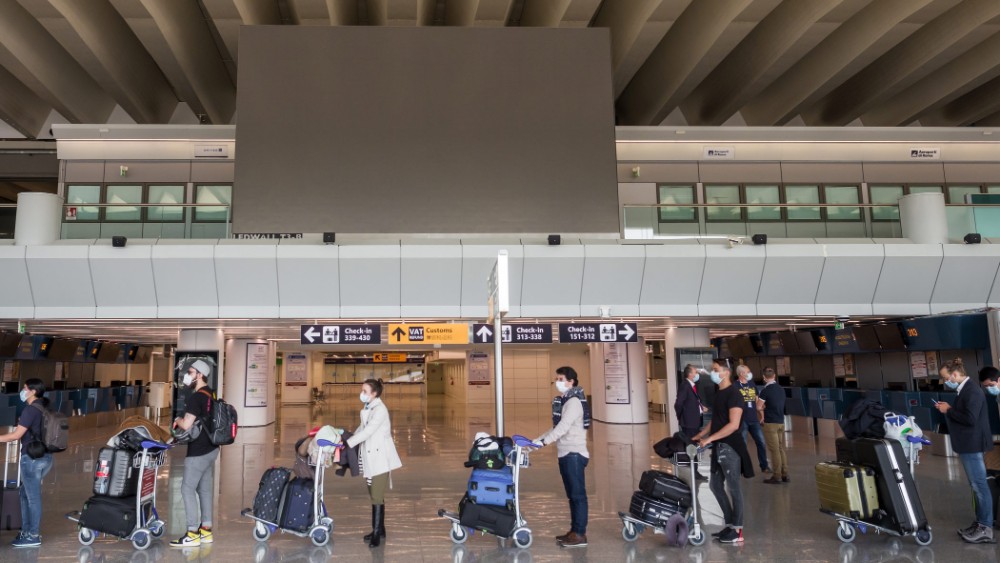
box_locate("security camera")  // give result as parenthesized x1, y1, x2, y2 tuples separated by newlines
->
(727, 237, 743, 248)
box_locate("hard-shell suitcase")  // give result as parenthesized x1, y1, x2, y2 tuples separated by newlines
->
(628, 490, 684, 528)
(1, 440, 21, 530)
(94, 447, 138, 498)
(279, 478, 314, 533)
(467, 466, 515, 509)
(639, 469, 692, 507)
(815, 461, 879, 519)
(851, 438, 928, 534)
(79, 495, 137, 538)
(458, 494, 516, 538)
(253, 467, 292, 524)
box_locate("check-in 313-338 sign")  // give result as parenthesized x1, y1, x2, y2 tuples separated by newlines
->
(300, 324, 381, 345)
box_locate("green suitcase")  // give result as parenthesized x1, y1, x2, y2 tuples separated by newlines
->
(815, 461, 879, 520)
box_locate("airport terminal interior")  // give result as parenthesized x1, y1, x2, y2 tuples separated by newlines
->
(3, 1, 1000, 562)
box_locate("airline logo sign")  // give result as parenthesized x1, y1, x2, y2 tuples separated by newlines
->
(472, 324, 553, 344)
(908, 147, 940, 160)
(300, 324, 381, 345)
(703, 146, 734, 160)
(389, 323, 469, 345)
(558, 323, 638, 343)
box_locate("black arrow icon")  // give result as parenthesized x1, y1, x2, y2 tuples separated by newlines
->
(392, 327, 405, 342)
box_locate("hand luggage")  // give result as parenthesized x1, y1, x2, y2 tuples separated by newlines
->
(464, 435, 508, 470)
(835, 437, 857, 465)
(279, 478, 314, 533)
(78, 495, 137, 538)
(851, 438, 928, 534)
(987, 469, 999, 528)
(628, 490, 684, 528)
(94, 447, 139, 498)
(113, 428, 151, 451)
(815, 462, 879, 520)
(467, 466, 515, 509)
(458, 494, 516, 538)
(253, 467, 292, 524)
(638, 469, 692, 507)
(1, 440, 21, 530)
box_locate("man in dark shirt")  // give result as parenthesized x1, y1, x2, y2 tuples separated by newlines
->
(756, 368, 788, 484)
(735, 365, 770, 474)
(171, 360, 219, 548)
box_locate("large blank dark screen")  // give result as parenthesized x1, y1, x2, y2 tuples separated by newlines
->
(234, 26, 618, 234)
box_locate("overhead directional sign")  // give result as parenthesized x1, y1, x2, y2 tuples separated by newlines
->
(388, 323, 470, 345)
(558, 323, 638, 343)
(473, 324, 553, 344)
(300, 324, 381, 345)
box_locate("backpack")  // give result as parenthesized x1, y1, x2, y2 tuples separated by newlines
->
(464, 435, 510, 470)
(197, 389, 238, 446)
(29, 402, 69, 454)
(839, 399, 888, 440)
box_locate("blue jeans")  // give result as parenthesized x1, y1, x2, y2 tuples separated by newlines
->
(741, 421, 769, 470)
(558, 453, 589, 535)
(959, 452, 993, 527)
(20, 453, 53, 537)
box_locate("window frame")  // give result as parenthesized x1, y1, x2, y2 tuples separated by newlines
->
(703, 184, 745, 222)
(144, 183, 187, 223)
(781, 184, 823, 222)
(655, 184, 698, 223)
(743, 184, 783, 222)
(193, 184, 233, 223)
(64, 184, 103, 223)
(822, 184, 863, 222)
(102, 184, 144, 223)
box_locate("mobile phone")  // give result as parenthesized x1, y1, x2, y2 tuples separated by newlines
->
(931, 399, 940, 405)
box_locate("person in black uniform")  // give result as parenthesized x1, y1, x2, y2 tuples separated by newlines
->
(674, 364, 707, 480)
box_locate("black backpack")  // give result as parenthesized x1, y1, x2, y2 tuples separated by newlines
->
(29, 402, 69, 455)
(197, 389, 238, 446)
(464, 436, 510, 470)
(839, 399, 888, 440)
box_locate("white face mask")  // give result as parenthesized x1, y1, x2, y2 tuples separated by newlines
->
(182, 372, 195, 386)
(360, 392, 371, 404)
(555, 381, 570, 394)
(710, 371, 723, 385)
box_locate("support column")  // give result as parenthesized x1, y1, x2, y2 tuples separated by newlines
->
(664, 328, 711, 435)
(899, 192, 948, 244)
(224, 338, 276, 427)
(14, 192, 62, 245)
(589, 340, 649, 424)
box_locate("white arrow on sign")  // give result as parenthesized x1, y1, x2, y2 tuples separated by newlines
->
(476, 325, 493, 343)
(303, 326, 320, 343)
(621, 324, 636, 341)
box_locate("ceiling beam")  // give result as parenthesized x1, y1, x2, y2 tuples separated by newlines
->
(681, 0, 841, 126)
(519, 0, 572, 26)
(365, 0, 387, 25)
(447, 0, 480, 26)
(469, 0, 513, 27)
(138, 0, 237, 124)
(49, 0, 178, 125)
(804, 0, 1000, 126)
(0, 65, 51, 139)
(325, 0, 358, 24)
(919, 75, 1000, 126)
(974, 110, 1000, 127)
(616, 0, 753, 126)
(0, 182, 23, 203)
(0, 0, 115, 124)
(235, 0, 285, 24)
(593, 0, 664, 70)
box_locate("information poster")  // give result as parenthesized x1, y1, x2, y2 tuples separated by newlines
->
(844, 354, 856, 376)
(832, 355, 846, 377)
(245, 343, 270, 407)
(604, 343, 630, 404)
(910, 351, 928, 379)
(54, 362, 64, 382)
(925, 351, 939, 375)
(775, 357, 787, 376)
(2, 361, 15, 382)
(285, 353, 308, 387)
(468, 352, 491, 386)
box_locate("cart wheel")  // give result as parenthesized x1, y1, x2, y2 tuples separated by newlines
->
(914, 528, 932, 546)
(836, 524, 856, 543)
(449, 525, 468, 544)
(512, 527, 532, 549)
(78, 527, 96, 546)
(622, 523, 640, 542)
(132, 530, 151, 550)
(253, 522, 271, 542)
(310, 526, 330, 547)
(149, 520, 164, 538)
(320, 516, 334, 531)
(689, 529, 706, 546)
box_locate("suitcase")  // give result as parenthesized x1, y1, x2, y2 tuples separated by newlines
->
(835, 437, 857, 465)
(851, 438, 928, 534)
(1, 440, 21, 530)
(639, 469, 692, 507)
(94, 447, 139, 498)
(458, 494, 516, 538)
(628, 490, 684, 528)
(987, 469, 999, 528)
(253, 467, 292, 524)
(79, 495, 137, 538)
(279, 478, 314, 533)
(467, 466, 515, 510)
(815, 461, 879, 520)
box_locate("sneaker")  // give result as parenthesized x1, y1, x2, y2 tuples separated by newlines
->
(712, 526, 732, 538)
(199, 526, 214, 544)
(170, 531, 202, 548)
(960, 524, 995, 544)
(558, 532, 588, 548)
(717, 527, 744, 544)
(11, 534, 40, 548)
(958, 521, 979, 536)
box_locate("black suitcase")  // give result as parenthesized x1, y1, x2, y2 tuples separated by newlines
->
(987, 469, 999, 527)
(458, 494, 517, 538)
(279, 478, 314, 532)
(835, 437, 857, 465)
(94, 447, 139, 498)
(638, 470, 692, 507)
(79, 495, 137, 538)
(851, 438, 929, 534)
(628, 490, 684, 528)
(253, 467, 292, 524)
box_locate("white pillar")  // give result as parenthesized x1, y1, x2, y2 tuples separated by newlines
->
(224, 338, 276, 427)
(664, 328, 711, 435)
(589, 339, 649, 424)
(898, 192, 948, 244)
(14, 192, 62, 245)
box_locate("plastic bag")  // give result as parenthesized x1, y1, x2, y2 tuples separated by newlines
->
(883, 413, 923, 459)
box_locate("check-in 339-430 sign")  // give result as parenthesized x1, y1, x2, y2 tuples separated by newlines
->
(300, 324, 381, 345)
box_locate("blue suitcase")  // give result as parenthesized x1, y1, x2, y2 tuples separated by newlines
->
(279, 478, 314, 533)
(467, 466, 515, 510)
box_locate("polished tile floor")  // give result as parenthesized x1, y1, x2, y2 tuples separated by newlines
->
(9, 395, 1000, 562)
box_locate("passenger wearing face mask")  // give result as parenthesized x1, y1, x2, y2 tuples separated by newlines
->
(674, 365, 707, 480)
(981, 366, 999, 397)
(0, 379, 53, 548)
(345, 379, 402, 548)
(170, 360, 219, 548)
(735, 365, 770, 474)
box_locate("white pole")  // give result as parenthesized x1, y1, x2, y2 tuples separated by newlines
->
(495, 310, 504, 436)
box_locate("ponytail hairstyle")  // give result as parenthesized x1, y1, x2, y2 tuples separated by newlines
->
(944, 358, 967, 379)
(363, 378, 384, 398)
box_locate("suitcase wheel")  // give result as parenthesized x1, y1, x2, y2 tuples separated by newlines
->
(914, 529, 932, 546)
(512, 527, 532, 549)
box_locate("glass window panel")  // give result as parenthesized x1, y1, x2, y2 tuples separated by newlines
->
(784, 185, 821, 220)
(825, 185, 862, 221)
(104, 185, 142, 222)
(705, 185, 741, 221)
(195, 184, 232, 222)
(908, 185, 941, 195)
(65, 185, 101, 221)
(147, 185, 185, 221)
(869, 185, 903, 221)
(986, 185, 1000, 194)
(947, 185, 982, 204)
(657, 185, 696, 222)
(745, 185, 781, 221)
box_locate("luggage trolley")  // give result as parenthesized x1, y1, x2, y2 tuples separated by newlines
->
(619, 444, 706, 546)
(823, 434, 933, 546)
(438, 434, 540, 549)
(241, 438, 339, 547)
(67, 440, 172, 551)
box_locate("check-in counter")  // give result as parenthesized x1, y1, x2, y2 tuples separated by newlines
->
(786, 387, 814, 436)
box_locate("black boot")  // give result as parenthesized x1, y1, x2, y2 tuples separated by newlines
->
(367, 504, 385, 548)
